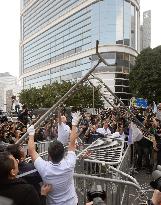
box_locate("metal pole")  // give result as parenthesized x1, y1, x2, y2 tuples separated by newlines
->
(89, 75, 146, 129)
(73, 173, 141, 190)
(88, 80, 115, 108)
(16, 59, 101, 145)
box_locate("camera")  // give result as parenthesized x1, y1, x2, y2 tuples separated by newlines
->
(87, 185, 106, 205)
(150, 166, 161, 191)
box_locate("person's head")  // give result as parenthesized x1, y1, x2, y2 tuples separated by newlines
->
(103, 120, 109, 129)
(61, 115, 67, 123)
(7, 144, 25, 162)
(0, 152, 19, 180)
(91, 125, 97, 133)
(48, 140, 65, 163)
(21, 126, 27, 133)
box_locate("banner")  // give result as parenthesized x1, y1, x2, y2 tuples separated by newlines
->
(130, 97, 148, 109)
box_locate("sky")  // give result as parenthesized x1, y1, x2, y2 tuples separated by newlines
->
(0, 0, 160, 78)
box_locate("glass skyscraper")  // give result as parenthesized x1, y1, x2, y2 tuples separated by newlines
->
(20, 0, 140, 104)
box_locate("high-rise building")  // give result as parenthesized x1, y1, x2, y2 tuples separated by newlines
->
(140, 10, 151, 50)
(0, 72, 18, 111)
(20, 0, 140, 105)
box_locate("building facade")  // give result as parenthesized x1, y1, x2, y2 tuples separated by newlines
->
(140, 10, 151, 50)
(20, 0, 140, 105)
(0, 72, 18, 111)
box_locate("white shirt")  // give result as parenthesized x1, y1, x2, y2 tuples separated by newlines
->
(34, 151, 77, 205)
(112, 132, 125, 141)
(97, 127, 111, 136)
(130, 122, 143, 142)
(57, 122, 70, 145)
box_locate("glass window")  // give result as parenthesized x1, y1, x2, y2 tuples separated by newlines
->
(124, 1, 130, 46)
(115, 86, 123, 92)
(123, 67, 129, 74)
(116, 66, 123, 72)
(135, 9, 139, 50)
(22, 7, 92, 72)
(116, 52, 124, 60)
(124, 53, 129, 61)
(115, 79, 123, 86)
(131, 4, 135, 48)
(123, 87, 129, 93)
(23, 0, 79, 38)
(116, 0, 123, 44)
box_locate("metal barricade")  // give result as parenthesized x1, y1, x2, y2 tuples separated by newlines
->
(23, 140, 53, 156)
(74, 173, 146, 205)
(22, 140, 149, 205)
(25, 151, 49, 163)
(77, 138, 124, 166)
(74, 140, 149, 205)
(118, 145, 132, 173)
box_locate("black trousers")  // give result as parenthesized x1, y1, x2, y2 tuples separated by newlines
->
(157, 150, 161, 165)
(136, 142, 152, 168)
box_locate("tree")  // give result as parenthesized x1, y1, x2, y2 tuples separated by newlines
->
(129, 46, 161, 103)
(19, 87, 43, 109)
(19, 81, 104, 109)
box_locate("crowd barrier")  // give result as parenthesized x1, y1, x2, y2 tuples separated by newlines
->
(77, 138, 124, 166)
(22, 139, 151, 204)
(75, 138, 152, 205)
(74, 173, 144, 205)
(23, 140, 52, 157)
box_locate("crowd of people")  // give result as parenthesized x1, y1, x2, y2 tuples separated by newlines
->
(1, 102, 161, 204)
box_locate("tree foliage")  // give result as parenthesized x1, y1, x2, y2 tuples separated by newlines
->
(129, 46, 161, 103)
(19, 81, 104, 109)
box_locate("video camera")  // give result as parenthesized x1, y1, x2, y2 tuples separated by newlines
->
(87, 185, 106, 205)
(150, 165, 161, 191)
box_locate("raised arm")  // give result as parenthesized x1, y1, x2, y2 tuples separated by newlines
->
(68, 112, 81, 152)
(27, 125, 39, 162)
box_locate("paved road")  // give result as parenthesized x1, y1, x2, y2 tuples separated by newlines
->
(134, 170, 153, 203)
(125, 170, 154, 205)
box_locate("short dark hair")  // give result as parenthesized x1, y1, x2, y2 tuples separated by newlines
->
(7, 144, 21, 160)
(48, 140, 64, 163)
(0, 152, 14, 179)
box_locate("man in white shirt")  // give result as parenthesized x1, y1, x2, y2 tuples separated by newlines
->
(97, 120, 111, 136)
(57, 114, 70, 146)
(27, 112, 81, 205)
